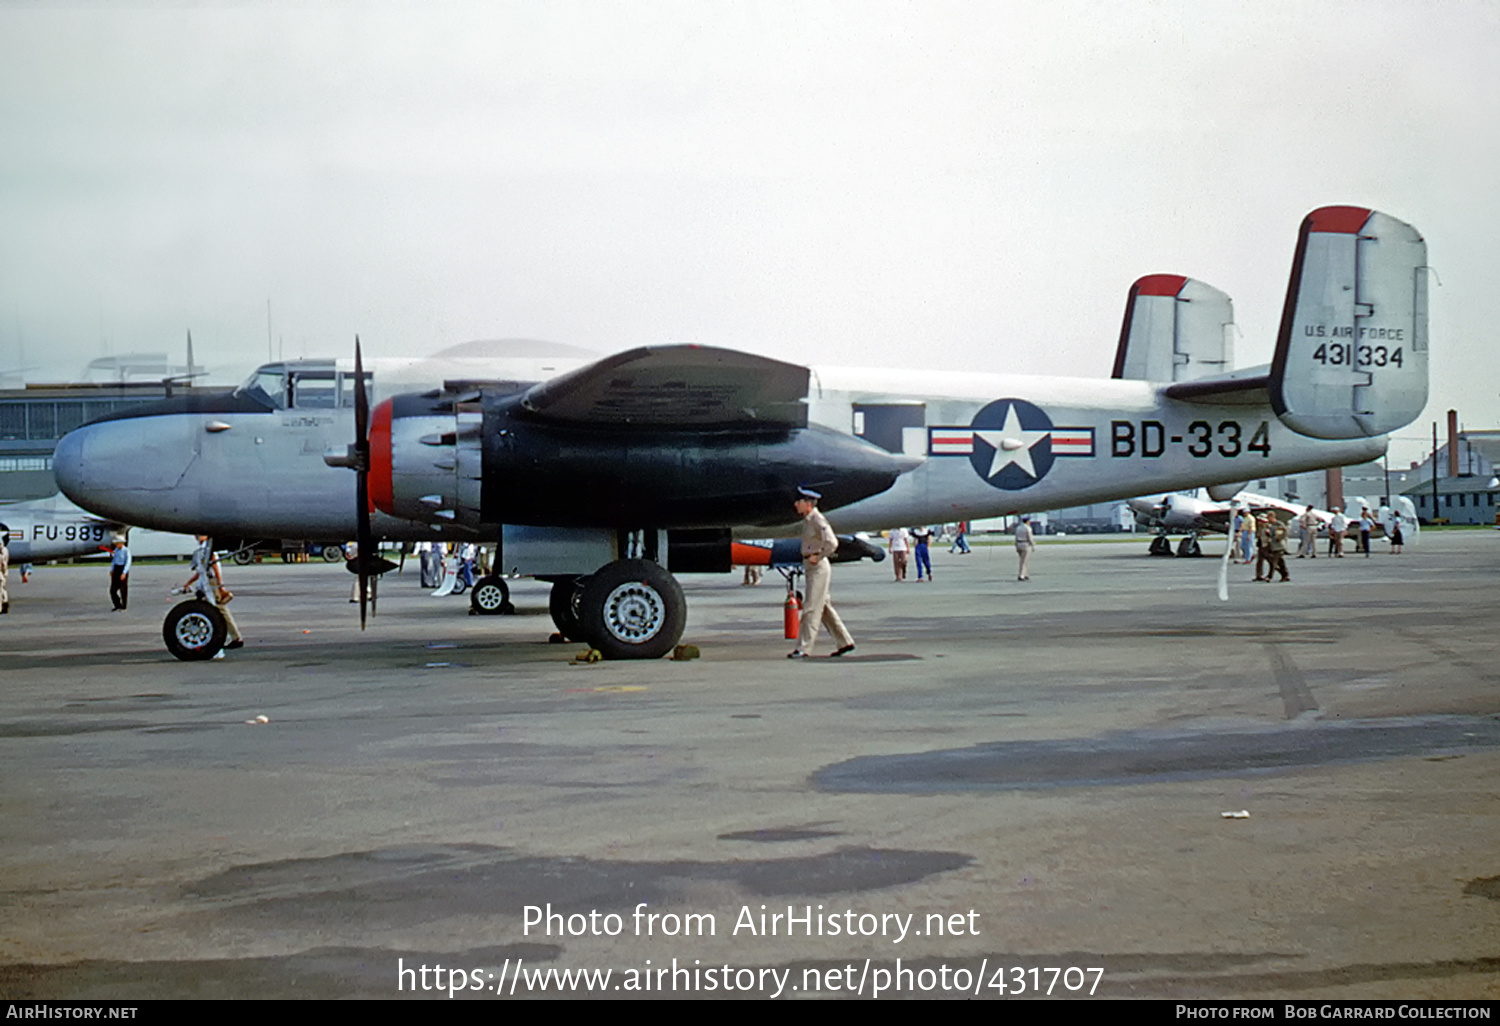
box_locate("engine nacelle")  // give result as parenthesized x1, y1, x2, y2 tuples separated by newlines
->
(369, 389, 488, 531)
(370, 386, 911, 531)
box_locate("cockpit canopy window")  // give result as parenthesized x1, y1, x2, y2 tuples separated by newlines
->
(235, 367, 289, 410)
(233, 361, 362, 411)
(290, 370, 337, 409)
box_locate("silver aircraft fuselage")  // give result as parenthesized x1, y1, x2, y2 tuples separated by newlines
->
(53, 358, 1386, 545)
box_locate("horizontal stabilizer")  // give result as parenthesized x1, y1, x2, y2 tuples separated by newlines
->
(1113, 275, 1235, 382)
(1271, 207, 1428, 439)
(520, 345, 809, 428)
(1162, 366, 1271, 406)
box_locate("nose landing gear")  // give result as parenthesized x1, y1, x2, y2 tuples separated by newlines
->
(163, 599, 227, 661)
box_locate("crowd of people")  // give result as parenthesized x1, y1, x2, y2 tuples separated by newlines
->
(1233, 503, 1406, 582)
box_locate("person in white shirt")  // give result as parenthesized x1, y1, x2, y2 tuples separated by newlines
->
(888, 526, 910, 581)
(180, 535, 244, 651)
(1296, 507, 1320, 559)
(1328, 507, 1349, 557)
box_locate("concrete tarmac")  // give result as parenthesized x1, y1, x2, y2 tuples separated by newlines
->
(1, 532, 1497, 999)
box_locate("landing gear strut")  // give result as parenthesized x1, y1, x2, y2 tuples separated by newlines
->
(1148, 533, 1204, 557)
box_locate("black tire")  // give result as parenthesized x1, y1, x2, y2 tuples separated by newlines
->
(232, 549, 255, 566)
(1176, 536, 1203, 557)
(548, 576, 585, 639)
(163, 600, 227, 661)
(322, 544, 345, 562)
(470, 575, 514, 615)
(1148, 535, 1173, 556)
(578, 560, 685, 660)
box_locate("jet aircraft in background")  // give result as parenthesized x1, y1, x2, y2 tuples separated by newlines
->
(54, 206, 1431, 660)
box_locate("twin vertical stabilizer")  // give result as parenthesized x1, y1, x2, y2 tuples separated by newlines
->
(1113, 274, 1235, 384)
(1270, 206, 1428, 439)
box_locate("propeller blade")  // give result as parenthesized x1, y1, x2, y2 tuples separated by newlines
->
(1217, 499, 1237, 602)
(353, 335, 369, 444)
(354, 336, 372, 629)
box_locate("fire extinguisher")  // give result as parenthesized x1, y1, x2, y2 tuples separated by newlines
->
(783, 577, 802, 640)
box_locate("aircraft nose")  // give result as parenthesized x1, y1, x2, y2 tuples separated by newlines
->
(55, 416, 199, 521)
(52, 428, 89, 505)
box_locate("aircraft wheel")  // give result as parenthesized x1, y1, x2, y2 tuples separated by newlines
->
(1176, 536, 1203, 557)
(163, 600, 227, 661)
(1148, 535, 1173, 556)
(322, 544, 345, 562)
(578, 560, 685, 660)
(470, 575, 514, 616)
(548, 576, 586, 639)
(233, 549, 255, 566)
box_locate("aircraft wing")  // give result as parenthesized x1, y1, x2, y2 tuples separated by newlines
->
(519, 345, 809, 428)
(1241, 503, 1299, 524)
(364, 343, 906, 531)
(1192, 506, 1236, 532)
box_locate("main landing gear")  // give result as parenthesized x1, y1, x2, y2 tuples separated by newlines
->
(1148, 533, 1204, 557)
(546, 560, 686, 660)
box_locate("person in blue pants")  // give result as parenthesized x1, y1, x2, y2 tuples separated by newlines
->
(911, 525, 934, 580)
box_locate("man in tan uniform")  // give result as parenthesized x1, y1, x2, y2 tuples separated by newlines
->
(1266, 516, 1291, 582)
(789, 488, 855, 659)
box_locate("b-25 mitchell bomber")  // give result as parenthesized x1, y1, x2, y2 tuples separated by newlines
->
(54, 206, 1431, 660)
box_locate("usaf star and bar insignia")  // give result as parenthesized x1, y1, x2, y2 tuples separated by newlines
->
(928, 398, 1094, 491)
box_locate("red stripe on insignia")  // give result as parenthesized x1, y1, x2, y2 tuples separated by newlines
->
(1050, 429, 1094, 456)
(930, 430, 973, 454)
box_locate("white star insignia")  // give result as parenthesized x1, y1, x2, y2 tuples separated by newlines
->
(973, 404, 1051, 479)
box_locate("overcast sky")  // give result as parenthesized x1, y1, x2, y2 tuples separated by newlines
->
(2, 0, 1496, 465)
